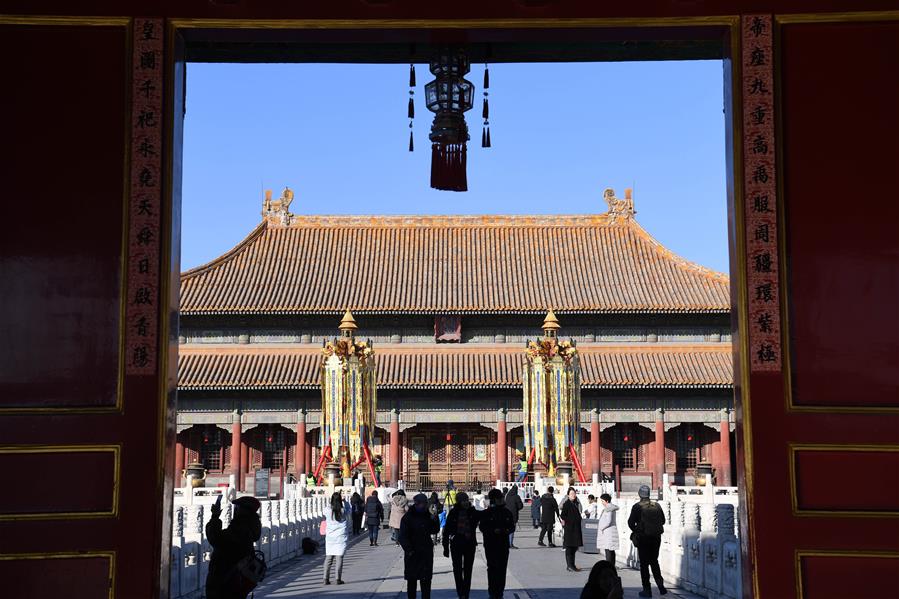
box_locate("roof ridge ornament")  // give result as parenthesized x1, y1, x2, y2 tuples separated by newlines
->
(262, 186, 296, 226)
(603, 187, 636, 224)
(542, 308, 561, 337)
(338, 310, 358, 338)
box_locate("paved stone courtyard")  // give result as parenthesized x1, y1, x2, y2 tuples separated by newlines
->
(254, 524, 701, 599)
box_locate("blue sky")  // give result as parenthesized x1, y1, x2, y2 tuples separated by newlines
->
(182, 61, 728, 272)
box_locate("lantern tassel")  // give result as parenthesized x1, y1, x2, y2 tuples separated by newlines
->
(430, 143, 468, 192)
(482, 98, 489, 120)
(409, 64, 416, 87)
(408, 97, 414, 119)
(484, 66, 490, 89)
(486, 127, 491, 148)
(409, 130, 414, 152)
(481, 128, 487, 148)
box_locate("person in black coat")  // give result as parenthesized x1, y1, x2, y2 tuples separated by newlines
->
(364, 490, 384, 546)
(479, 488, 516, 599)
(504, 484, 525, 548)
(442, 491, 480, 599)
(560, 487, 584, 572)
(205, 496, 263, 599)
(399, 493, 440, 599)
(350, 492, 365, 536)
(538, 486, 560, 547)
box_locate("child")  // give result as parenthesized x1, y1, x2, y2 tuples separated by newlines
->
(438, 507, 447, 543)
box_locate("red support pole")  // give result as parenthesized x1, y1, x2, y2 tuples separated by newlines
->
(389, 410, 400, 485)
(363, 443, 380, 486)
(175, 439, 185, 486)
(231, 414, 242, 490)
(496, 410, 508, 482)
(654, 411, 665, 490)
(569, 444, 588, 483)
(313, 445, 331, 479)
(296, 411, 306, 480)
(590, 410, 601, 478)
(719, 411, 733, 486)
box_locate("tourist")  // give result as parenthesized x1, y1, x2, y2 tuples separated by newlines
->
(322, 491, 351, 585)
(444, 479, 458, 512)
(560, 487, 584, 572)
(365, 490, 384, 546)
(442, 491, 480, 599)
(530, 490, 541, 529)
(580, 560, 624, 599)
(504, 484, 524, 548)
(538, 486, 560, 547)
(350, 491, 365, 536)
(627, 485, 667, 597)
(205, 495, 262, 599)
(428, 491, 442, 544)
(583, 494, 598, 519)
(478, 488, 516, 599)
(306, 473, 316, 489)
(389, 489, 409, 544)
(596, 493, 619, 564)
(399, 493, 440, 599)
(471, 474, 483, 494)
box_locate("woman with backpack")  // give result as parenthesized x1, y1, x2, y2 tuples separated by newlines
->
(350, 491, 365, 536)
(626, 485, 667, 598)
(322, 492, 351, 585)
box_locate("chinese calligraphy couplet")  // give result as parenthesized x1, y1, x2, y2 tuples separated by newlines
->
(742, 15, 781, 372)
(125, 18, 163, 375)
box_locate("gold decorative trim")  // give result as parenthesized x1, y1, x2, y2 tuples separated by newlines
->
(776, 10, 899, 25)
(795, 549, 899, 599)
(0, 445, 120, 520)
(789, 444, 899, 518)
(170, 16, 742, 30)
(774, 11, 899, 414)
(0, 551, 116, 599)
(0, 14, 131, 415)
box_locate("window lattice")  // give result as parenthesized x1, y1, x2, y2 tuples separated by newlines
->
(450, 439, 467, 464)
(200, 428, 223, 471)
(612, 426, 635, 470)
(676, 425, 700, 470)
(262, 428, 286, 470)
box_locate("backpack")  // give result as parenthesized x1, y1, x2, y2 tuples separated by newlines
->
(226, 549, 267, 596)
(301, 537, 319, 555)
(640, 501, 665, 537)
(445, 489, 457, 507)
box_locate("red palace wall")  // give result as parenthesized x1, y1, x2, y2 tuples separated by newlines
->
(0, 3, 896, 598)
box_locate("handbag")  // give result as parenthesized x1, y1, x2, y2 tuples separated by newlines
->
(226, 550, 267, 596)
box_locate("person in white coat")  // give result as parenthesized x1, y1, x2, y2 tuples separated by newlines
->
(596, 492, 620, 565)
(323, 491, 351, 585)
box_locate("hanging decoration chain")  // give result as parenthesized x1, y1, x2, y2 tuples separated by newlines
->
(408, 63, 415, 152)
(481, 63, 491, 148)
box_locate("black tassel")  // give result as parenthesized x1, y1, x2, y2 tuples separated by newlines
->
(481, 128, 487, 148)
(486, 127, 491, 148)
(482, 98, 489, 120)
(484, 66, 490, 89)
(408, 97, 414, 119)
(409, 130, 414, 152)
(409, 64, 416, 87)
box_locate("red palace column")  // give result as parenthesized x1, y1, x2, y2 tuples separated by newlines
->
(240, 438, 249, 490)
(718, 409, 732, 486)
(231, 411, 242, 490)
(653, 409, 665, 490)
(389, 409, 400, 485)
(496, 409, 508, 483)
(590, 409, 601, 479)
(295, 410, 307, 480)
(175, 437, 185, 487)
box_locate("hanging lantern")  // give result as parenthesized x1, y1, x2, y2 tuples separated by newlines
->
(425, 47, 474, 191)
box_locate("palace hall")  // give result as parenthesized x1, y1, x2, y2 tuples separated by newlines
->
(175, 188, 735, 493)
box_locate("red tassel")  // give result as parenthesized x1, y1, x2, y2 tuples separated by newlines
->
(484, 66, 490, 89)
(482, 98, 489, 120)
(408, 97, 414, 119)
(409, 64, 416, 87)
(409, 130, 414, 152)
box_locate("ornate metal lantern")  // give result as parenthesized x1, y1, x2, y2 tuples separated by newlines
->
(521, 310, 586, 481)
(425, 47, 474, 191)
(316, 311, 380, 484)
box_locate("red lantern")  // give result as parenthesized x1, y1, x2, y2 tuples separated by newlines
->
(267, 435, 273, 443)
(202, 434, 209, 443)
(446, 433, 452, 442)
(623, 435, 629, 442)
(687, 434, 694, 442)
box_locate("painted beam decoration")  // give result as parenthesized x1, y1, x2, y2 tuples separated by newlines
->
(742, 15, 782, 372)
(320, 311, 377, 474)
(125, 18, 163, 375)
(522, 311, 581, 474)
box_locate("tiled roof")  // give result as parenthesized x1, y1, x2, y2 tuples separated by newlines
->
(178, 343, 733, 390)
(180, 214, 729, 315)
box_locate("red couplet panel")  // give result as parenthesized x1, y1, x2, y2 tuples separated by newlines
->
(0, 18, 176, 599)
(739, 15, 899, 599)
